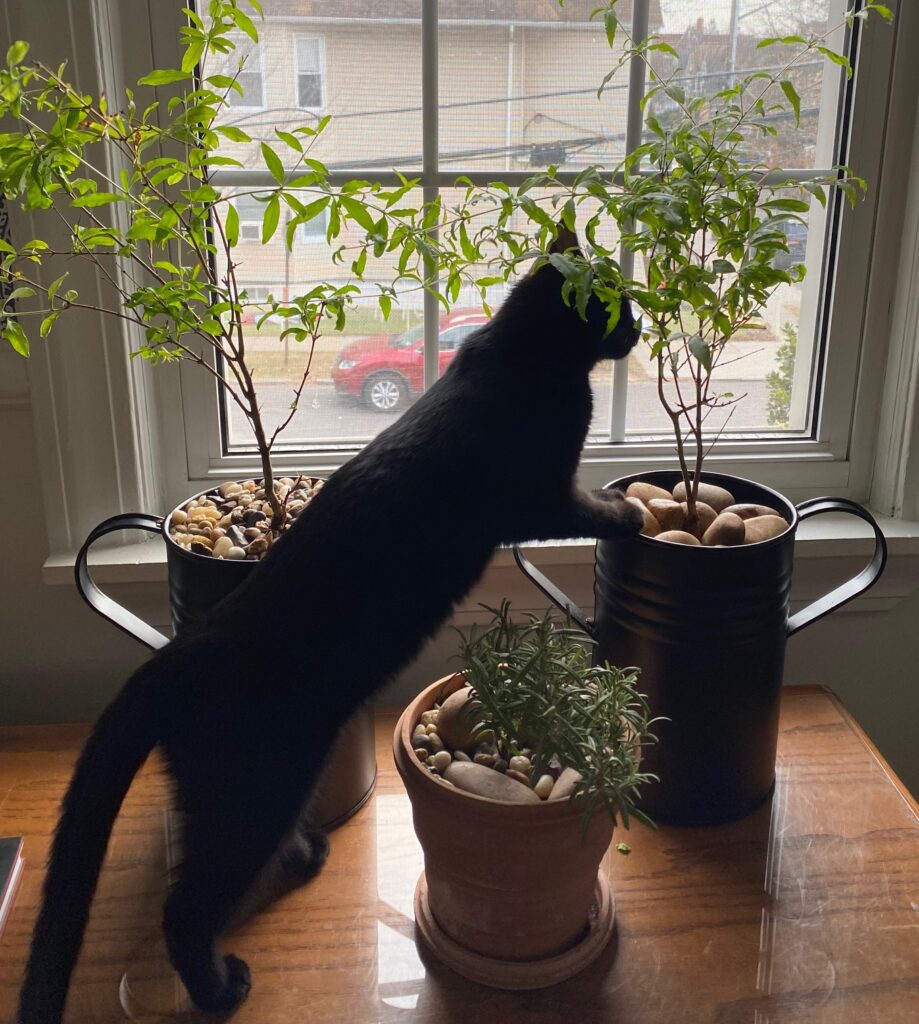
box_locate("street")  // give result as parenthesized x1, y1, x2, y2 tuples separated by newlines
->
(228, 377, 772, 448)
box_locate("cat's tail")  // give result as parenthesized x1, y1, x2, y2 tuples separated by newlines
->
(17, 658, 164, 1024)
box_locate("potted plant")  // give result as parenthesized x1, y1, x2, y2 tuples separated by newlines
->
(0, 1, 475, 825)
(506, 1, 891, 824)
(393, 602, 656, 989)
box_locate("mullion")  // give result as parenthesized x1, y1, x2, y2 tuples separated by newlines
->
(422, 0, 440, 393)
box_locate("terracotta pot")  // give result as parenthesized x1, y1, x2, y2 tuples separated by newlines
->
(72, 482, 377, 830)
(394, 674, 617, 989)
(513, 471, 887, 826)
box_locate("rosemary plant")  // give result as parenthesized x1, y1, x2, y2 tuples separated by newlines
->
(457, 601, 658, 833)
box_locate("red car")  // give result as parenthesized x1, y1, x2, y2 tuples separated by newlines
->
(332, 309, 490, 412)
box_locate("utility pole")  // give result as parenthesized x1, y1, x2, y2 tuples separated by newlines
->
(728, 0, 741, 79)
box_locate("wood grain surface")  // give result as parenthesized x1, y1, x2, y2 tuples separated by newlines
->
(0, 687, 916, 1023)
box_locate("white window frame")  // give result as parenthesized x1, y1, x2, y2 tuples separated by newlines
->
(294, 33, 326, 112)
(4, 0, 918, 563)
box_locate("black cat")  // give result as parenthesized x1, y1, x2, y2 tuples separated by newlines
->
(18, 228, 641, 1023)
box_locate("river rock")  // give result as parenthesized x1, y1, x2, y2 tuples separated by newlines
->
(533, 774, 555, 799)
(212, 536, 233, 559)
(626, 496, 661, 536)
(436, 686, 482, 751)
(429, 750, 453, 772)
(508, 755, 531, 774)
(549, 767, 583, 801)
(626, 481, 673, 505)
(655, 530, 701, 545)
(702, 512, 746, 546)
(722, 502, 782, 521)
(647, 499, 685, 532)
(672, 480, 735, 513)
(680, 500, 717, 538)
(506, 769, 530, 786)
(744, 515, 789, 544)
(443, 761, 541, 803)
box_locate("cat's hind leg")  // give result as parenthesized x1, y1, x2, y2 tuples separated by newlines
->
(163, 792, 304, 1014)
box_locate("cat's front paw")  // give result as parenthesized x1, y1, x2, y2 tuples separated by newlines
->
(592, 488, 644, 536)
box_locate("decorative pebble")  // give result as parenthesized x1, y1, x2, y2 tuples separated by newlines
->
(414, 747, 429, 763)
(427, 732, 445, 753)
(429, 751, 452, 772)
(212, 536, 233, 558)
(190, 541, 212, 557)
(505, 769, 530, 786)
(493, 758, 508, 774)
(420, 710, 439, 727)
(680, 501, 717, 539)
(225, 525, 248, 548)
(443, 762, 541, 803)
(655, 530, 701, 545)
(453, 750, 471, 762)
(225, 546, 247, 560)
(702, 512, 746, 547)
(411, 726, 430, 748)
(647, 498, 685, 532)
(508, 755, 531, 774)
(473, 752, 498, 768)
(436, 685, 482, 751)
(549, 767, 583, 801)
(626, 481, 673, 504)
(171, 509, 187, 525)
(744, 515, 789, 544)
(722, 502, 782, 521)
(533, 774, 555, 799)
(672, 480, 735, 513)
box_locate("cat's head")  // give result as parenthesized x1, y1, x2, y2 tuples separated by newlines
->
(545, 226, 641, 364)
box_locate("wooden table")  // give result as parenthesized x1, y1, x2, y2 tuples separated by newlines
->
(1, 686, 917, 1023)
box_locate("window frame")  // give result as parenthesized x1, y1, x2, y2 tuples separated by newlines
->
(169, 0, 897, 502)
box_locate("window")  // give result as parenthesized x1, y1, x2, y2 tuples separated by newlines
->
(175, 1, 899, 498)
(223, 32, 264, 110)
(232, 194, 265, 241)
(295, 35, 325, 110)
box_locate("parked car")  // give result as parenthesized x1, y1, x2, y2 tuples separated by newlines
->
(771, 219, 809, 270)
(332, 309, 490, 412)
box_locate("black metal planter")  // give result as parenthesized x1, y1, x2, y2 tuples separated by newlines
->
(74, 485, 377, 830)
(514, 472, 887, 826)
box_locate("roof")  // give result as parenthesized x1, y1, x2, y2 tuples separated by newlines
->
(263, 1, 663, 30)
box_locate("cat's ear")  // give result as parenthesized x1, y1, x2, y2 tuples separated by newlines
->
(549, 222, 581, 256)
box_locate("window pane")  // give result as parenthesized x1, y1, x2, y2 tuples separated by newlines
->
(219, 190, 430, 450)
(205, 2, 423, 171)
(648, 1, 837, 168)
(623, 197, 821, 437)
(439, 0, 647, 174)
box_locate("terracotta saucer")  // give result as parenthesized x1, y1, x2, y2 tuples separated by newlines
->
(413, 871, 616, 990)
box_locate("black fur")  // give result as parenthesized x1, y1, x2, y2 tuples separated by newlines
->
(18, 241, 641, 1022)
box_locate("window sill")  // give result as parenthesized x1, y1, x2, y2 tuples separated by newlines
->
(42, 513, 919, 619)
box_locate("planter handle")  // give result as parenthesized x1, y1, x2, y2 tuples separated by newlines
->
(512, 546, 594, 636)
(74, 513, 170, 652)
(786, 497, 888, 637)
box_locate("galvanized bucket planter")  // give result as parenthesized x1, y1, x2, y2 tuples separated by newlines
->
(514, 472, 887, 826)
(74, 485, 377, 830)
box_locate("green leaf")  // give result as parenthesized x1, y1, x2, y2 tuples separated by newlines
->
(7, 286, 36, 302)
(603, 10, 617, 48)
(351, 247, 367, 277)
(71, 192, 124, 208)
(230, 8, 259, 43)
(39, 311, 60, 337)
(818, 47, 853, 78)
(261, 143, 285, 184)
(3, 319, 30, 356)
(780, 80, 801, 125)
(181, 39, 205, 74)
(867, 3, 893, 22)
(137, 68, 189, 86)
(340, 195, 375, 233)
(6, 41, 29, 66)
(379, 294, 392, 320)
(225, 202, 239, 246)
(216, 125, 252, 143)
(757, 35, 807, 49)
(688, 334, 712, 372)
(261, 194, 280, 243)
